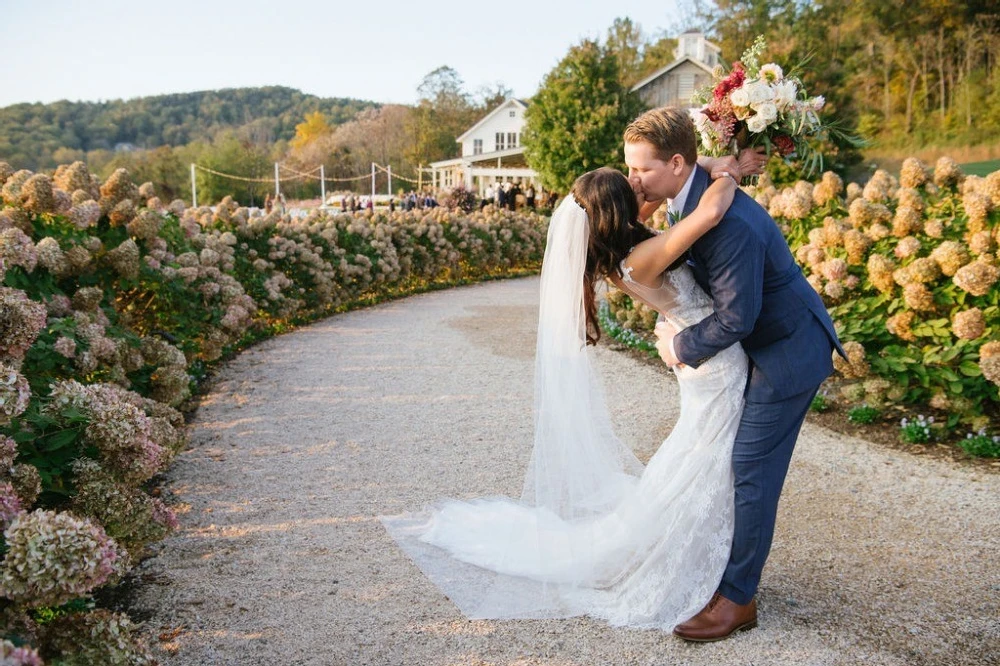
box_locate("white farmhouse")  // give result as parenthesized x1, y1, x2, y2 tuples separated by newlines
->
(428, 98, 539, 196)
(427, 32, 721, 196)
(631, 31, 721, 109)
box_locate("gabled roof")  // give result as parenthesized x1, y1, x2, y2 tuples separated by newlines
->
(630, 56, 715, 93)
(456, 98, 529, 143)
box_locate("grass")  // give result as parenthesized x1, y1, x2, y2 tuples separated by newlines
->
(959, 159, 1000, 177)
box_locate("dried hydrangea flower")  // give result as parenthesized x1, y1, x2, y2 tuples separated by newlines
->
(969, 230, 994, 256)
(126, 209, 164, 242)
(9, 464, 40, 506)
(886, 310, 917, 341)
(903, 283, 936, 311)
(823, 281, 844, 300)
(894, 236, 922, 259)
(821, 258, 848, 281)
(99, 168, 139, 210)
(0, 509, 123, 607)
(980, 341, 1000, 386)
(896, 186, 925, 212)
(933, 156, 964, 189)
(862, 169, 897, 203)
(812, 171, 844, 206)
(953, 259, 1000, 296)
(54, 336, 76, 359)
(929, 392, 951, 410)
(892, 206, 922, 238)
(37, 609, 155, 666)
(0, 162, 14, 186)
(843, 229, 872, 265)
(899, 157, 930, 189)
(19, 174, 56, 215)
(0, 228, 38, 273)
(893, 257, 941, 286)
(108, 198, 136, 228)
(952, 308, 986, 340)
(845, 181, 862, 205)
(35, 236, 68, 276)
(923, 219, 944, 238)
(1, 170, 33, 206)
(105, 239, 140, 279)
(982, 171, 1000, 207)
(930, 240, 970, 276)
(0, 638, 42, 666)
(71, 286, 104, 312)
(0, 289, 47, 364)
(54, 161, 99, 198)
(833, 340, 870, 378)
(867, 223, 890, 241)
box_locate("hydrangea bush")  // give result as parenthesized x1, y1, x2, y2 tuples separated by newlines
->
(0, 161, 547, 660)
(605, 157, 999, 451)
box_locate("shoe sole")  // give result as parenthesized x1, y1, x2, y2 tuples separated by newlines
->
(672, 619, 758, 643)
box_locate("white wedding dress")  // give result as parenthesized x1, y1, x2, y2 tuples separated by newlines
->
(381, 197, 747, 631)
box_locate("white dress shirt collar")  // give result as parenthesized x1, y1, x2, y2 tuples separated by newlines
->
(668, 166, 699, 218)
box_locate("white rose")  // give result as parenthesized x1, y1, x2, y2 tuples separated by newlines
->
(747, 114, 768, 133)
(773, 81, 797, 110)
(811, 95, 826, 111)
(747, 82, 772, 104)
(730, 86, 751, 107)
(753, 102, 778, 124)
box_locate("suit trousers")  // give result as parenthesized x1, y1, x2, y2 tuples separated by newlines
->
(716, 379, 821, 605)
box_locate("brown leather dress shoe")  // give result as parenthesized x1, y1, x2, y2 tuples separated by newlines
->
(672, 594, 757, 642)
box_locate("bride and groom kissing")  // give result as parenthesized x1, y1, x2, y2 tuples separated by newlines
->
(382, 106, 845, 643)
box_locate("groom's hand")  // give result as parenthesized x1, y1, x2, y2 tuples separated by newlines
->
(654, 321, 683, 368)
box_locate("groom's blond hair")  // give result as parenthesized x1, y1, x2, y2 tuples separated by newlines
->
(623, 107, 698, 165)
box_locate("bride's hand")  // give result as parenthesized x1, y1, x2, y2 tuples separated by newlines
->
(737, 146, 769, 178)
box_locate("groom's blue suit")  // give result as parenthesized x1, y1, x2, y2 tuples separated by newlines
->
(674, 166, 845, 605)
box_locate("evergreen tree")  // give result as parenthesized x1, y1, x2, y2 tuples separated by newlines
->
(522, 40, 645, 192)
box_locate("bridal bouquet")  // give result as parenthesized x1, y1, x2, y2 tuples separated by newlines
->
(693, 36, 842, 175)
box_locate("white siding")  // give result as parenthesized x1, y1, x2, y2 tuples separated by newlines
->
(460, 101, 527, 157)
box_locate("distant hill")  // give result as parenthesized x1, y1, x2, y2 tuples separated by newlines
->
(0, 86, 377, 170)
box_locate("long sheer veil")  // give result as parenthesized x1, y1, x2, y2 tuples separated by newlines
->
(380, 194, 740, 625)
(520, 195, 643, 518)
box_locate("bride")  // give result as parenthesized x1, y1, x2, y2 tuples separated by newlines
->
(382, 165, 747, 630)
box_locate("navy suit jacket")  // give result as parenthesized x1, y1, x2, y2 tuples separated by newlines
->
(673, 167, 845, 402)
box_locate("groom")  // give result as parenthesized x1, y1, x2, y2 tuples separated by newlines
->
(623, 107, 845, 641)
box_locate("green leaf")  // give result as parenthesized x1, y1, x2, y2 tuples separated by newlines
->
(959, 361, 982, 377)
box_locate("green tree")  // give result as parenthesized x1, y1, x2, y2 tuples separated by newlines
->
(605, 17, 645, 86)
(522, 39, 645, 192)
(636, 33, 679, 83)
(405, 66, 479, 166)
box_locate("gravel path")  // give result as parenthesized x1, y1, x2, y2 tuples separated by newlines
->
(131, 277, 1000, 666)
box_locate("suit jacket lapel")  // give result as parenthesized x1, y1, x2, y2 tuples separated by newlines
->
(682, 166, 711, 219)
(682, 166, 712, 293)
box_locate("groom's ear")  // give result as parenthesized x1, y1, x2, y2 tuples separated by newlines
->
(670, 154, 686, 174)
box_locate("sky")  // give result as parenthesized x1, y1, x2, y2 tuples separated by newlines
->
(0, 0, 694, 108)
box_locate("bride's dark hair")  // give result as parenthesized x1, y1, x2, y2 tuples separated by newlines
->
(571, 167, 656, 346)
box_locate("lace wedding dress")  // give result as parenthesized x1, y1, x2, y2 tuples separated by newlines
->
(381, 198, 747, 630)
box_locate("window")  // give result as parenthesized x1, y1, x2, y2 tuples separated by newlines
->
(507, 132, 517, 148)
(496, 132, 506, 151)
(473, 139, 483, 155)
(509, 110, 516, 117)
(679, 73, 695, 101)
